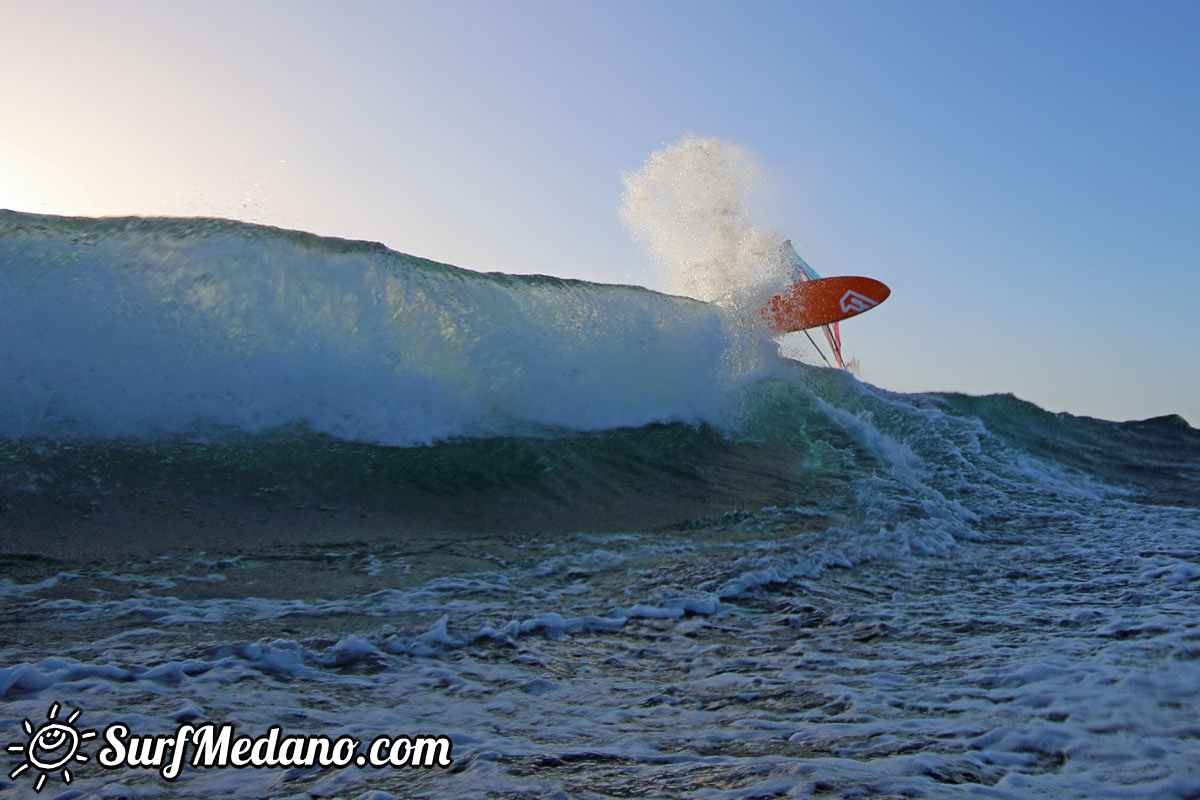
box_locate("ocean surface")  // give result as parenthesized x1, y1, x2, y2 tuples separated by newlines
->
(2, 210, 1198, 799)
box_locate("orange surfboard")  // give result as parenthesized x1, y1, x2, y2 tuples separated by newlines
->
(760, 275, 891, 333)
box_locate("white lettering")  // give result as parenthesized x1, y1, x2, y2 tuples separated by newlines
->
(331, 736, 357, 766)
(97, 723, 129, 768)
(191, 723, 232, 766)
(126, 734, 169, 768)
(410, 736, 453, 768)
(83, 720, 446, 780)
(230, 734, 253, 766)
(249, 726, 280, 766)
(161, 725, 195, 781)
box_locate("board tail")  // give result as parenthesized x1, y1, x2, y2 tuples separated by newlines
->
(781, 241, 846, 369)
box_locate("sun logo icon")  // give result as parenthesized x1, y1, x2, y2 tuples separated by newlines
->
(6, 702, 97, 792)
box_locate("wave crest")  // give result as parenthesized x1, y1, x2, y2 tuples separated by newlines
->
(0, 211, 776, 444)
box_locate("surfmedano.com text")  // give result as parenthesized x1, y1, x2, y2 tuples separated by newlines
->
(98, 721, 453, 780)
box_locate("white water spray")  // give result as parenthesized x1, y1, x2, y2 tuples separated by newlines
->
(619, 137, 790, 310)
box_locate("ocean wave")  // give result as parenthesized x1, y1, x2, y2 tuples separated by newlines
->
(0, 211, 777, 445)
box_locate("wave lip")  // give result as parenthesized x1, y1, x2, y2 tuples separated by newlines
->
(1, 211, 773, 445)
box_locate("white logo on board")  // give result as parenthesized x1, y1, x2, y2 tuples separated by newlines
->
(839, 290, 878, 313)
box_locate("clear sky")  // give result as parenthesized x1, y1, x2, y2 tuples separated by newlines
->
(2, 0, 1198, 425)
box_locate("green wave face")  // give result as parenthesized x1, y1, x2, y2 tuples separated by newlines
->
(1, 210, 772, 445)
(2, 210, 1196, 554)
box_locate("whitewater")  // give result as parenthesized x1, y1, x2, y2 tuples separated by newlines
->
(1, 198, 1198, 799)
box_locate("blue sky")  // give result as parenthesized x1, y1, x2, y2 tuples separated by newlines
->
(2, 0, 1198, 424)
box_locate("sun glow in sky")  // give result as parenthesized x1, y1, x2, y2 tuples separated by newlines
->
(0, 149, 67, 213)
(3, 0, 1198, 424)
